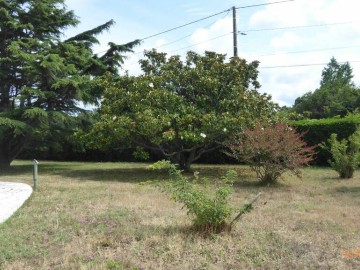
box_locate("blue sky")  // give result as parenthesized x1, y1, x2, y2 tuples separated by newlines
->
(65, 0, 360, 106)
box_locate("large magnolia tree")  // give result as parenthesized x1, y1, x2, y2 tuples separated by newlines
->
(0, 0, 139, 169)
(85, 50, 278, 171)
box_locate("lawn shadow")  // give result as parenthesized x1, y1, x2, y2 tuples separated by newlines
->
(333, 186, 360, 196)
(317, 174, 345, 181)
(56, 167, 170, 183)
(2, 162, 170, 183)
(2, 162, 297, 186)
(1, 162, 87, 176)
(56, 164, 291, 187)
(136, 223, 234, 240)
(233, 180, 288, 190)
(0, 164, 33, 176)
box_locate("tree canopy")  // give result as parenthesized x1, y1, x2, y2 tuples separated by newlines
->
(0, 0, 140, 169)
(84, 50, 278, 171)
(293, 57, 360, 119)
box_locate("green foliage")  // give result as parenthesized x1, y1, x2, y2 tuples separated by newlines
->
(320, 57, 354, 88)
(226, 123, 315, 184)
(0, 0, 140, 168)
(132, 147, 150, 161)
(293, 58, 359, 119)
(88, 50, 278, 171)
(105, 259, 141, 270)
(0, 116, 27, 136)
(276, 106, 305, 121)
(321, 128, 360, 178)
(292, 114, 360, 165)
(149, 160, 260, 234)
(19, 111, 96, 161)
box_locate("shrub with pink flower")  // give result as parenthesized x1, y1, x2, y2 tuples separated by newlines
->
(225, 123, 316, 184)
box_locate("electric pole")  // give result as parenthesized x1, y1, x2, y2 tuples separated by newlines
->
(232, 6, 238, 57)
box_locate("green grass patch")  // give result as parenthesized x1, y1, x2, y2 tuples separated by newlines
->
(0, 161, 359, 269)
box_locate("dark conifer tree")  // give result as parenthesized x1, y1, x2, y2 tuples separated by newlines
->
(0, 0, 140, 168)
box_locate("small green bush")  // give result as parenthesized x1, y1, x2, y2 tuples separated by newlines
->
(321, 128, 360, 178)
(148, 160, 261, 234)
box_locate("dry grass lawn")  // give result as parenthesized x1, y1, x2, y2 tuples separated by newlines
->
(0, 161, 359, 269)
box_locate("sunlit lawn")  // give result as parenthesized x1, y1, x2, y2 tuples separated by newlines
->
(0, 161, 359, 269)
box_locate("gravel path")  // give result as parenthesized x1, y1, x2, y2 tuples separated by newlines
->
(0, 182, 33, 224)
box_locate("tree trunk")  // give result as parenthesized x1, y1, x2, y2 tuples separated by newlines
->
(0, 155, 11, 171)
(176, 149, 195, 173)
(0, 132, 26, 171)
(0, 140, 11, 170)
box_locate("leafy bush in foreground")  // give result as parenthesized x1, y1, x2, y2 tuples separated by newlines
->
(148, 160, 261, 234)
(225, 123, 316, 184)
(321, 128, 360, 178)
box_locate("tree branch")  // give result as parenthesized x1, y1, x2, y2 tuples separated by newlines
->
(230, 192, 262, 227)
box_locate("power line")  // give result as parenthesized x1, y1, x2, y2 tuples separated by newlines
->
(133, 20, 357, 56)
(235, 0, 295, 10)
(95, 0, 296, 55)
(140, 8, 231, 41)
(125, 39, 360, 70)
(239, 21, 358, 33)
(94, 19, 356, 56)
(124, 31, 234, 68)
(170, 32, 233, 54)
(131, 21, 358, 58)
(259, 60, 360, 69)
(95, 12, 231, 57)
(256, 44, 360, 57)
(132, 9, 231, 56)
(158, 10, 231, 49)
(95, 8, 231, 55)
(139, 0, 296, 41)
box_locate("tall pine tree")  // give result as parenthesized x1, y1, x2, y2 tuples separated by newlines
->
(0, 0, 140, 169)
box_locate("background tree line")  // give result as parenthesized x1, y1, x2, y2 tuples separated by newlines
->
(288, 57, 360, 119)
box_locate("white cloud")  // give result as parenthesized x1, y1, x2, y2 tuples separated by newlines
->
(249, 0, 316, 28)
(190, 17, 233, 55)
(270, 32, 301, 48)
(259, 66, 322, 106)
(191, 28, 210, 49)
(254, 52, 326, 106)
(243, 0, 360, 106)
(184, 7, 210, 17)
(155, 39, 167, 48)
(315, 0, 360, 23)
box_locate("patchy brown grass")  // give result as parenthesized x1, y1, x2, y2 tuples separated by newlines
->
(0, 161, 359, 269)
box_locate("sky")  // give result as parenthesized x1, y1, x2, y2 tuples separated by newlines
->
(64, 0, 360, 107)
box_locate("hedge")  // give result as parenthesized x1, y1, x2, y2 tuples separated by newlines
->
(292, 115, 360, 165)
(19, 115, 360, 166)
